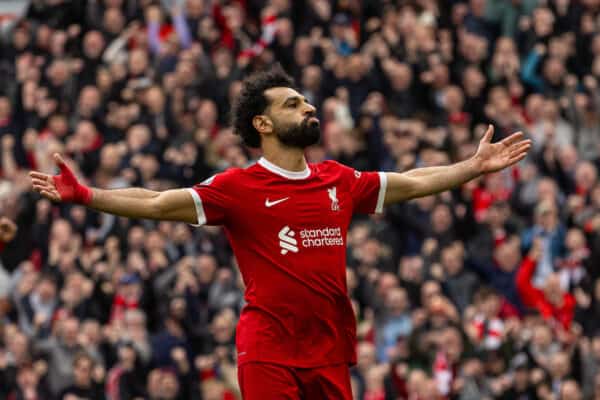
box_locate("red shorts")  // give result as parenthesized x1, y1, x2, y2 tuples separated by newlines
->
(238, 362, 352, 399)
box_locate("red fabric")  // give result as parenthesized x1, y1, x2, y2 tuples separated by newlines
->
(472, 186, 511, 222)
(499, 299, 520, 319)
(238, 362, 352, 399)
(516, 256, 576, 329)
(52, 159, 93, 205)
(213, 4, 235, 50)
(223, 391, 236, 400)
(110, 294, 139, 323)
(26, 150, 37, 170)
(191, 160, 383, 368)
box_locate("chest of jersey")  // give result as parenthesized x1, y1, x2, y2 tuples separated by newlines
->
(229, 177, 353, 258)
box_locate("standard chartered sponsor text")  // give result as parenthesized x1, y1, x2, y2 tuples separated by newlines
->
(299, 227, 344, 247)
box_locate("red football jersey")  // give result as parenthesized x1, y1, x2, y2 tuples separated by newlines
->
(187, 157, 386, 367)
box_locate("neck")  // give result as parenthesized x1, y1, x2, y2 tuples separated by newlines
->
(261, 142, 307, 172)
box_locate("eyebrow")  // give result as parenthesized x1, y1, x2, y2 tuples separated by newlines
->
(282, 96, 305, 106)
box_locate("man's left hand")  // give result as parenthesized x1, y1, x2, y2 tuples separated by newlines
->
(474, 125, 532, 174)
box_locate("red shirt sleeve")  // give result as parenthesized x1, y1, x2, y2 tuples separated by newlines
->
(333, 161, 386, 214)
(187, 169, 239, 226)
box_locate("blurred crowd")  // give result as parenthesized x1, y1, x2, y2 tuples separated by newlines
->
(1, 0, 600, 399)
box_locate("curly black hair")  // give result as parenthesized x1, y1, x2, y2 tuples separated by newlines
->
(230, 64, 297, 148)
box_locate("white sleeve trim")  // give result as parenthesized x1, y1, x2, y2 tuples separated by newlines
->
(375, 172, 387, 214)
(186, 188, 207, 226)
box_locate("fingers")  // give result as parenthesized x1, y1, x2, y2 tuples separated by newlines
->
(500, 131, 525, 147)
(53, 153, 68, 173)
(509, 140, 532, 158)
(38, 189, 61, 202)
(29, 171, 51, 181)
(481, 124, 494, 143)
(507, 151, 528, 165)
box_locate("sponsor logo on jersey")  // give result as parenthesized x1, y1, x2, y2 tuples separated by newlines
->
(278, 225, 344, 255)
(278, 226, 298, 254)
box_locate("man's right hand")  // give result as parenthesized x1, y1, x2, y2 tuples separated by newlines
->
(29, 153, 92, 204)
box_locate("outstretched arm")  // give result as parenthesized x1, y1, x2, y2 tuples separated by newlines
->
(29, 154, 197, 224)
(383, 125, 531, 204)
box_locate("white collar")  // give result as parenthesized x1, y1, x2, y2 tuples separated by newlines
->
(257, 157, 311, 180)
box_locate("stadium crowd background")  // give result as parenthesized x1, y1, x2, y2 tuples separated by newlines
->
(1, 0, 600, 399)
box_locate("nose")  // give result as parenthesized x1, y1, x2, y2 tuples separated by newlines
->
(303, 102, 316, 116)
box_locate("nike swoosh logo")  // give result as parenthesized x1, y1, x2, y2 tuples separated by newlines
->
(265, 197, 290, 207)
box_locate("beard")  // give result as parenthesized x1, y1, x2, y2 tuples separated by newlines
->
(276, 116, 321, 149)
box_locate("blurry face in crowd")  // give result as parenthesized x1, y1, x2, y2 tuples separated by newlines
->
(103, 7, 125, 35)
(494, 241, 521, 272)
(128, 49, 149, 76)
(431, 203, 452, 233)
(406, 369, 427, 397)
(211, 313, 234, 343)
(78, 86, 101, 116)
(421, 280, 441, 307)
(8, 332, 29, 363)
(73, 355, 93, 386)
(536, 200, 558, 230)
(197, 254, 217, 283)
(385, 287, 408, 315)
(565, 228, 586, 251)
(0, 97, 11, 122)
(36, 278, 57, 302)
(441, 246, 463, 276)
(16, 366, 38, 389)
(575, 162, 598, 191)
(186, 0, 205, 18)
(532, 324, 553, 348)
(441, 327, 463, 363)
(399, 255, 424, 282)
(561, 380, 583, 400)
(537, 178, 558, 202)
(533, 8, 555, 36)
(543, 273, 563, 305)
(592, 336, 600, 359)
(83, 31, 105, 59)
(357, 342, 376, 371)
(126, 124, 151, 152)
(147, 369, 162, 397)
(161, 371, 180, 399)
(261, 87, 320, 149)
(61, 317, 80, 346)
(550, 351, 570, 379)
(543, 57, 566, 84)
(301, 65, 321, 91)
(145, 86, 165, 113)
(294, 37, 313, 66)
(13, 26, 30, 49)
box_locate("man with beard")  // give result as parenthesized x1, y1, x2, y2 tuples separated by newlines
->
(29, 65, 531, 399)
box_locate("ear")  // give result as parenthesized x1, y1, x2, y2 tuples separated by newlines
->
(252, 115, 273, 135)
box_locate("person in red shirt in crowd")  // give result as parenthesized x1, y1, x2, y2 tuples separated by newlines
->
(516, 237, 576, 331)
(29, 66, 531, 399)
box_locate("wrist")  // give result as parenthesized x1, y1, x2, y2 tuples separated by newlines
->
(77, 185, 93, 205)
(469, 156, 485, 176)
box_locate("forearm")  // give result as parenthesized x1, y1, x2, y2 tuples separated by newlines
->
(402, 165, 452, 178)
(89, 187, 162, 219)
(385, 157, 482, 203)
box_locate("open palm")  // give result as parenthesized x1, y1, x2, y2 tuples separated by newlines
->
(475, 125, 532, 174)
